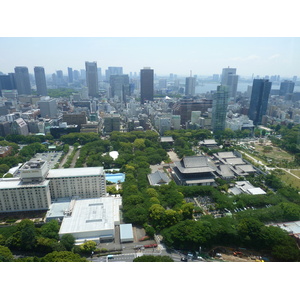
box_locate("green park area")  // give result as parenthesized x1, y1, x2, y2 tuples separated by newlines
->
(277, 170, 300, 190)
(254, 143, 294, 162)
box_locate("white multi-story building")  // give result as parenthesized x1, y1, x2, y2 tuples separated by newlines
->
(0, 160, 52, 212)
(47, 167, 106, 200)
(0, 160, 106, 213)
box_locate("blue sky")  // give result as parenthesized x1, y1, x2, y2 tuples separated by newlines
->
(1, 1, 299, 78)
(0, 37, 299, 77)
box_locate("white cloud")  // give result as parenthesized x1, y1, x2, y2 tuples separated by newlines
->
(229, 55, 260, 61)
(268, 54, 280, 60)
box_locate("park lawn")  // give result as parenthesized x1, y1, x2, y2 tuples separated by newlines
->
(290, 169, 300, 177)
(278, 170, 300, 190)
(255, 144, 294, 162)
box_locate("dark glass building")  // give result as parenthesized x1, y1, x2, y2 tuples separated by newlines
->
(0, 74, 16, 96)
(248, 79, 272, 125)
(85, 61, 99, 98)
(279, 80, 295, 96)
(140, 67, 154, 104)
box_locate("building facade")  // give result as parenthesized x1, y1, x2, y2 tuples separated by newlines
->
(34, 66, 48, 96)
(109, 74, 130, 102)
(0, 161, 107, 213)
(14, 66, 31, 95)
(47, 167, 106, 200)
(212, 85, 229, 133)
(85, 61, 99, 97)
(38, 97, 58, 118)
(140, 67, 154, 104)
(221, 67, 238, 99)
(248, 79, 272, 125)
(185, 76, 196, 96)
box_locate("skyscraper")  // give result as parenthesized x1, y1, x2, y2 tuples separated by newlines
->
(68, 67, 73, 83)
(0, 74, 16, 96)
(85, 61, 99, 98)
(105, 67, 123, 81)
(110, 75, 129, 102)
(279, 80, 295, 96)
(14, 66, 31, 95)
(221, 67, 238, 99)
(140, 67, 154, 104)
(248, 79, 272, 125)
(212, 85, 229, 133)
(185, 76, 196, 96)
(34, 67, 48, 96)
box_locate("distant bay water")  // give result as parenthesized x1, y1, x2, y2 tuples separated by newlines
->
(195, 82, 300, 94)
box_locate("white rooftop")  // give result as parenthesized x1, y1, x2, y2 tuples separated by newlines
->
(247, 188, 267, 195)
(59, 196, 122, 236)
(47, 167, 104, 178)
(0, 178, 50, 189)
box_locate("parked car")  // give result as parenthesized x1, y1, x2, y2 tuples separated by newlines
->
(144, 243, 157, 248)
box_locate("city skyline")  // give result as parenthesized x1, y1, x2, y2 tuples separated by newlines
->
(0, 37, 299, 78)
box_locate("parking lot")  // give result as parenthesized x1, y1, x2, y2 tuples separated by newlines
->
(33, 151, 64, 169)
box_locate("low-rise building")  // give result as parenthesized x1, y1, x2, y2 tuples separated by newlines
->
(172, 155, 217, 186)
(58, 196, 122, 244)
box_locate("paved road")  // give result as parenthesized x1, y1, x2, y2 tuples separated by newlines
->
(59, 146, 73, 168)
(70, 148, 81, 168)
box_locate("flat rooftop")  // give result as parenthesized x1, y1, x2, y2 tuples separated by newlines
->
(45, 198, 72, 221)
(21, 160, 47, 170)
(59, 196, 122, 236)
(47, 167, 104, 178)
(0, 178, 50, 189)
(271, 221, 300, 235)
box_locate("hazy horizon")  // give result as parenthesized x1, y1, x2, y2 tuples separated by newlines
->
(0, 37, 299, 79)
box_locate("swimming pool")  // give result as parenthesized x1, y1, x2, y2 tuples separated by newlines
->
(105, 173, 125, 183)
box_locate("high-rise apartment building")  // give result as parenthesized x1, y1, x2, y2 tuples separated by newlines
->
(248, 79, 272, 125)
(221, 67, 238, 99)
(212, 85, 229, 133)
(14, 66, 31, 95)
(140, 67, 154, 104)
(85, 61, 99, 97)
(185, 76, 196, 96)
(34, 66, 48, 96)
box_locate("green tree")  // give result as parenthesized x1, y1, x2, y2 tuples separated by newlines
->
(133, 138, 146, 151)
(40, 251, 87, 262)
(79, 241, 97, 253)
(40, 220, 60, 240)
(17, 219, 37, 251)
(0, 245, 14, 262)
(60, 234, 75, 251)
(133, 255, 174, 262)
